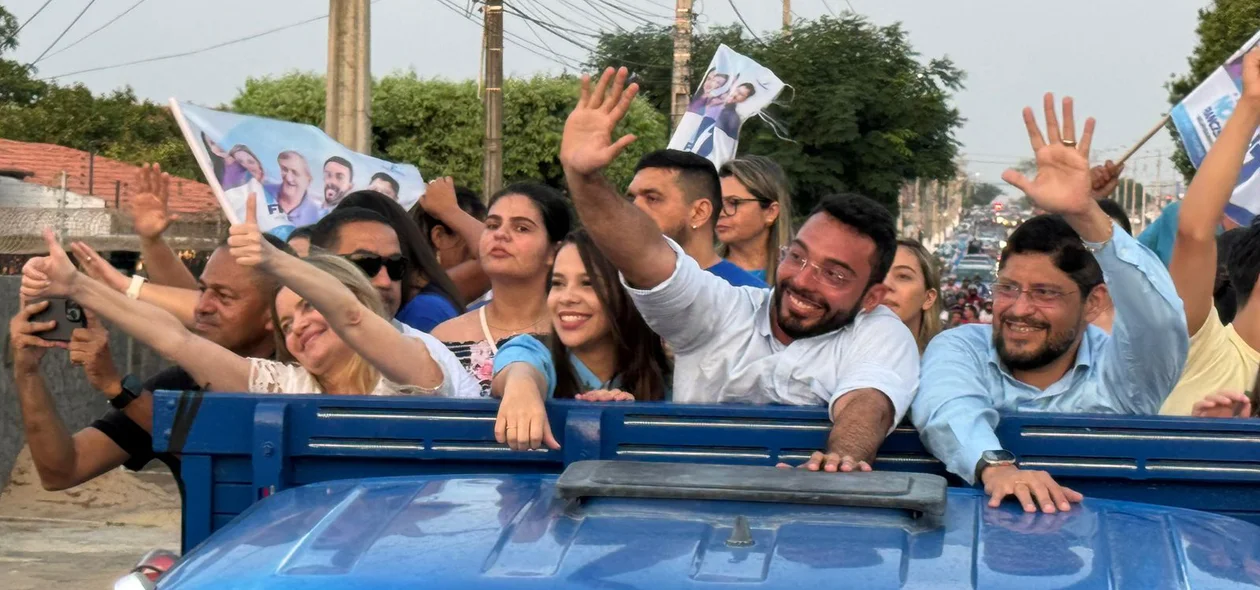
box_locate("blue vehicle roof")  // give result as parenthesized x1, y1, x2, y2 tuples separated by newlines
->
(159, 472, 1260, 590)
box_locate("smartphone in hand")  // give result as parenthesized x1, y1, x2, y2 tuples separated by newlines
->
(30, 298, 87, 342)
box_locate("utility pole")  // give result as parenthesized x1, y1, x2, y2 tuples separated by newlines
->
(782, 0, 791, 33)
(325, 0, 371, 153)
(483, 0, 504, 196)
(670, 0, 693, 131)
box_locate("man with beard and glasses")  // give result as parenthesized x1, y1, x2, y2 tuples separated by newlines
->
(911, 94, 1187, 514)
(560, 67, 919, 473)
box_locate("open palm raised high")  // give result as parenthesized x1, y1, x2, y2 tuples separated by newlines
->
(1001, 93, 1097, 217)
(560, 67, 641, 177)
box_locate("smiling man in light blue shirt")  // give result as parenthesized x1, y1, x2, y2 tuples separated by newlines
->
(911, 94, 1188, 515)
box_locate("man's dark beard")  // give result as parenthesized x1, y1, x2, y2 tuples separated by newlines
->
(993, 314, 1080, 371)
(772, 284, 866, 340)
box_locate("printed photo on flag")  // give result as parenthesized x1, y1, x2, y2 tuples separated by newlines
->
(667, 45, 785, 168)
(1170, 29, 1260, 225)
(170, 100, 425, 238)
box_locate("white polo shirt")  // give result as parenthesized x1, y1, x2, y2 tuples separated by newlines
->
(623, 239, 920, 426)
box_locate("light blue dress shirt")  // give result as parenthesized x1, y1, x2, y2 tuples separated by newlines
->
(910, 223, 1188, 484)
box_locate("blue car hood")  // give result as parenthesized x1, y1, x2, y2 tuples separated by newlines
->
(159, 474, 1260, 589)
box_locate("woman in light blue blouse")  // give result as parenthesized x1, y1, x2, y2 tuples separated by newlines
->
(491, 230, 671, 450)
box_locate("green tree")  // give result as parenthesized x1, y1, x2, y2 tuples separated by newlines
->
(586, 16, 965, 215)
(0, 5, 199, 179)
(1166, 0, 1260, 181)
(966, 182, 1003, 209)
(232, 72, 668, 194)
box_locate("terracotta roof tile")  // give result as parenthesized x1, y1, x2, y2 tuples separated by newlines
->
(0, 139, 221, 215)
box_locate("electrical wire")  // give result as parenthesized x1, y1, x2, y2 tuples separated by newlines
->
(42, 11, 330, 79)
(435, 0, 585, 70)
(43, 0, 148, 60)
(2, 0, 55, 48)
(725, 0, 764, 44)
(28, 0, 96, 66)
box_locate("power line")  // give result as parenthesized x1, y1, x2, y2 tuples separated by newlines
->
(28, 0, 97, 66)
(3, 0, 55, 48)
(726, 0, 764, 44)
(41, 11, 330, 80)
(43, 0, 148, 60)
(435, 0, 585, 70)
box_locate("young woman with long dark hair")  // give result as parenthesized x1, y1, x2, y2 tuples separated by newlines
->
(491, 229, 671, 450)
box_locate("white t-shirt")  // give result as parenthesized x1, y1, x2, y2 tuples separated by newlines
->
(242, 320, 481, 397)
(623, 238, 921, 430)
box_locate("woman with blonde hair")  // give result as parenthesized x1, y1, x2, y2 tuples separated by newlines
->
(716, 155, 794, 282)
(20, 196, 460, 396)
(882, 238, 943, 352)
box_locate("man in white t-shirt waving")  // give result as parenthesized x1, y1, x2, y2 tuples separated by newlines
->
(559, 67, 919, 472)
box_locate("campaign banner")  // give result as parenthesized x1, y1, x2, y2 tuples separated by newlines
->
(170, 100, 424, 238)
(1169, 29, 1260, 225)
(667, 44, 785, 169)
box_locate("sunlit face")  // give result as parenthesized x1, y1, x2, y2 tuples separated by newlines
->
(627, 168, 693, 243)
(772, 214, 885, 341)
(548, 244, 611, 352)
(882, 246, 936, 326)
(276, 287, 351, 377)
(329, 221, 404, 316)
(323, 161, 353, 207)
(192, 248, 273, 354)
(234, 151, 264, 181)
(992, 253, 1092, 371)
(716, 176, 776, 246)
(480, 194, 555, 280)
(277, 155, 312, 201)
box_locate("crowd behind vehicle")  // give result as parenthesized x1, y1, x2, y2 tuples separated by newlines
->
(8, 51, 1260, 526)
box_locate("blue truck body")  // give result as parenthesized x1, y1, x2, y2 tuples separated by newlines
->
(151, 392, 1260, 588)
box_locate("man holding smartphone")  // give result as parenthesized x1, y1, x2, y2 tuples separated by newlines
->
(7, 238, 279, 492)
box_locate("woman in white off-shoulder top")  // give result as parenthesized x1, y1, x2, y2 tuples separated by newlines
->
(21, 194, 452, 397)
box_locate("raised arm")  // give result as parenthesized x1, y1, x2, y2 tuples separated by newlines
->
(1003, 93, 1187, 414)
(559, 67, 676, 289)
(72, 242, 199, 328)
(418, 177, 491, 302)
(21, 229, 250, 393)
(9, 299, 132, 491)
(129, 163, 198, 290)
(229, 195, 445, 391)
(1172, 49, 1260, 336)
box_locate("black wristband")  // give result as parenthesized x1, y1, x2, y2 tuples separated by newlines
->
(109, 374, 143, 410)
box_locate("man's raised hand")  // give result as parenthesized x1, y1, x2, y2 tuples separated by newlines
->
(226, 193, 276, 269)
(560, 67, 640, 177)
(128, 163, 178, 240)
(1001, 94, 1097, 217)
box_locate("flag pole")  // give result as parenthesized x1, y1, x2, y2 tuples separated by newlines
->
(1115, 114, 1171, 167)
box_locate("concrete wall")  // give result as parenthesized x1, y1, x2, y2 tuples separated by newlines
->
(0, 276, 170, 491)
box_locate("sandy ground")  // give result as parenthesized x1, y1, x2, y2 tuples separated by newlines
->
(0, 447, 181, 590)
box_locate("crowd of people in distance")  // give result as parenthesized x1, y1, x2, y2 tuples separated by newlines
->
(11, 50, 1260, 516)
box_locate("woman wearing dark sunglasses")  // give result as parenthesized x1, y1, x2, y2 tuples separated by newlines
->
(331, 190, 465, 333)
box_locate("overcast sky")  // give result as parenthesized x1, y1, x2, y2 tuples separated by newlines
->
(5, 0, 1212, 196)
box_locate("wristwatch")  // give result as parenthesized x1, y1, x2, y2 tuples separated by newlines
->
(109, 374, 144, 410)
(975, 449, 1017, 482)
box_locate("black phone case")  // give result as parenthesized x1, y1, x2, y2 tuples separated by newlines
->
(29, 298, 87, 342)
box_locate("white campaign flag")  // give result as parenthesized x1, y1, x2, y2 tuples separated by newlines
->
(667, 45, 786, 169)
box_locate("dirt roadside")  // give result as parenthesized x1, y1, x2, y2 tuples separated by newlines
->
(0, 447, 180, 590)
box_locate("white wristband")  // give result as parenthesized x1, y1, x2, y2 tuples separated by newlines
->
(126, 275, 146, 300)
